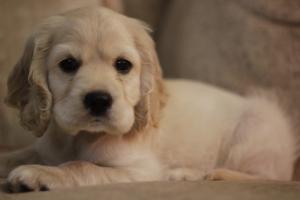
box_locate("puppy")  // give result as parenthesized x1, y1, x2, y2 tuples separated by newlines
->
(0, 7, 297, 192)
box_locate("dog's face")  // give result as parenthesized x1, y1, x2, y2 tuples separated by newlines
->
(48, 10, 142, 135)
(6, 8, 165, 136)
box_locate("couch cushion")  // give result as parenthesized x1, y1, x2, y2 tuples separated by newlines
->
(1, 181, 300, 200)
(157, 0, 300, 92)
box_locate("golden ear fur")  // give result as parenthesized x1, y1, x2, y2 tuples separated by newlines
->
(5, 27, 53, 137)
(128, 19, 167, 134)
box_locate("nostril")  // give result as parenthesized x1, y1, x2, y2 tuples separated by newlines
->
(84, 91, 113, 116)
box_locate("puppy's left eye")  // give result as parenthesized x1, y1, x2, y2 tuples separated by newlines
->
(114, 58, 133, 74)
(59, 57, 81, 74)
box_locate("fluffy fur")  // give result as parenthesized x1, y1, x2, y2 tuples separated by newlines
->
(0, 7, 297, 192)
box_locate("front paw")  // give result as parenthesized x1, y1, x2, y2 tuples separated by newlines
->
(204, 169, 225, 181)
(204, 168, 258, 181)
(204, 168, 235, 181)
(6, 165, 66, 193)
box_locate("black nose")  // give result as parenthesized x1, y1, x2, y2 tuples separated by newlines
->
(83, 91, 113, 116)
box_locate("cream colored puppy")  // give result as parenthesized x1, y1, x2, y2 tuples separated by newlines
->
(0, 7, 297, 192)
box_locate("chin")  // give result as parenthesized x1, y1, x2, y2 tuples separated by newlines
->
(96, 118, 135, 135)
(55, 119, 133, 137)
(53, 105, 135, 136)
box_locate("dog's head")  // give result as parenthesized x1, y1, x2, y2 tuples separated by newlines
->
(5, 7, 165, 137)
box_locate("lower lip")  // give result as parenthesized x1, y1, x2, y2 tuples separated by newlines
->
(93, 119, 102, 122)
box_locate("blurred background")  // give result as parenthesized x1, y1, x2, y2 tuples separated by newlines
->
(0, 0, 300, 177)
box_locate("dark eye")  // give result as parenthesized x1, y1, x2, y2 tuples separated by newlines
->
(114, 58, 133, 74)
(59, 57, 81, 73)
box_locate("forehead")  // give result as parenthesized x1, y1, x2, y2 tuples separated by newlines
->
(51, 9, 135, 55)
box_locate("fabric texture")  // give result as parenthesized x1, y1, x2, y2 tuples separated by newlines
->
(0, 179, 300, 199)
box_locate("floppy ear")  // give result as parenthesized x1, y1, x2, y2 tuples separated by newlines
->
(5, 29, 53, 137)
(129, 19, 166, 133)
(101, 0, 124, 13)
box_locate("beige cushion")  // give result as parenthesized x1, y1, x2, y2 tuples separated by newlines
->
(1, 180, 300, 200)
(124, 0, 168, 32)
(157, 0, 300, 92)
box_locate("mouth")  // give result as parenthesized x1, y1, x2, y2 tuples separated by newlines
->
(85, 113, 108, 125)
(88, 118, 105, 127)
(81, 117, 115, 134)
(62, 107, 134, 136)
(93, 118, 103, 123)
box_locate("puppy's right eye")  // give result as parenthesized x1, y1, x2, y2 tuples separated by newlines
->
(59, 57, 81, 73)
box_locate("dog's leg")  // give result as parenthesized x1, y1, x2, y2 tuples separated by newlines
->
(6, 160, 161, 192)
(0, 147, 41, 178)
(205, 168, 259, 181)
(216, 98, 296, 181)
